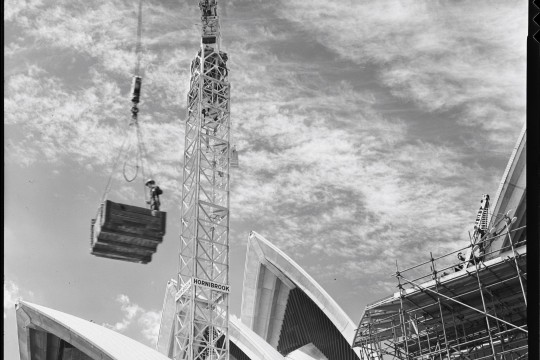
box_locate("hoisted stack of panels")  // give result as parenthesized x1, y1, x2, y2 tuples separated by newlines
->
(90, 200, 166, 264)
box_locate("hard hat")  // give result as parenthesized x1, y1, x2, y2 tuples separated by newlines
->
(145, 179, 156, 186)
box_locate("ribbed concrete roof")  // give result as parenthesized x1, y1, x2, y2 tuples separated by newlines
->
(241, 231, 361, 359)
(16, 301, 171, 360)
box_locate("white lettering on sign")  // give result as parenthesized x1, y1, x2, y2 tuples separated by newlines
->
(193, 277, 230, 293)
(175, 280, 192, 302)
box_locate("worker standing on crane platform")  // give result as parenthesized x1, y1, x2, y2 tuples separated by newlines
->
(145, 179, 162, 211)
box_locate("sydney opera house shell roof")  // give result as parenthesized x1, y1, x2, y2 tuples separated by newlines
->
(239, 231, 362, 360)
(15, 301, 171, 360)
(16, 231, 364, 360)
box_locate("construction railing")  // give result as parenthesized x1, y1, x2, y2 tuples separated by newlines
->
(354, 222, 527, 360)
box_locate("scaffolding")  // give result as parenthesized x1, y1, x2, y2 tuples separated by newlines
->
(353, 216, 527, 360)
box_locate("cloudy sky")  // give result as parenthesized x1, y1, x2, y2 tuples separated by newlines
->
(4, 0, 527, 358)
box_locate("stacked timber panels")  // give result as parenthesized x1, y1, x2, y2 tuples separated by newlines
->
(91, 200, 166, 264)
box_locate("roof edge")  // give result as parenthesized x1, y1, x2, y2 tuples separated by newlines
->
(244, 231, 358, 344)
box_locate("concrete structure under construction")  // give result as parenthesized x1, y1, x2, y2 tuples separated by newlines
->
(15, 124, 527, 360)
(240, 231, 362, 360)
(15, 301, 171, 360)
(15, 223, 365, 360)
(353, 125, 527, 359)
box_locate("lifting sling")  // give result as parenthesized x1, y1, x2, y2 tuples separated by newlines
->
(90, 0, 166, 264)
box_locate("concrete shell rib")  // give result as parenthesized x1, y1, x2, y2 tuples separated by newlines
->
(230, 314, 287, 360)
(16, 300, 171, 360)
(241, 231, 361, 358)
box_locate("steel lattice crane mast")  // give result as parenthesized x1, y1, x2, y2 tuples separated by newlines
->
(174, 1, 231, 359)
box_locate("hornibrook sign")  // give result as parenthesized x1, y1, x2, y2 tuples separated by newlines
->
(193, 277, 230, 293)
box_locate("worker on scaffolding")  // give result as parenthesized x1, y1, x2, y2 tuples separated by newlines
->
(145, 179, 163, 211)
(454, 252, 467, 271)
(471, 225, 488, 265)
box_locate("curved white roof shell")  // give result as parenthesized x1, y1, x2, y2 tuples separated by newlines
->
(241, 231, 362, 359)
(485, 123, 526, 257)
(16, 301, 171, 360)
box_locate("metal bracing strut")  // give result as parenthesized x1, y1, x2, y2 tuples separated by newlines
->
(174, 1, 231, 359)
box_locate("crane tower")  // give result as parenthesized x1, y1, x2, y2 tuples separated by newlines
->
(174, 1, 231, 359)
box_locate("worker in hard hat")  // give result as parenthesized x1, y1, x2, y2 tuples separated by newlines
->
(145, 179, 163, 211)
